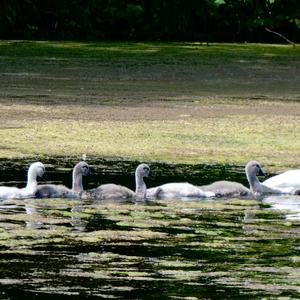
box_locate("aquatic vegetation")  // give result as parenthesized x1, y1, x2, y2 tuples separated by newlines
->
(0, 161, 299, 299)
(0, 191, 299, 298)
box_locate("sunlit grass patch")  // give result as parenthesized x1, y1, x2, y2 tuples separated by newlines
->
(1, 112, 300, 168)
(0, 40, 299, 169)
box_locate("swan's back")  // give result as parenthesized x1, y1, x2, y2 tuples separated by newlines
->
(0, 187, 22, 200)
(147, 182, 214, 199)
(81, 184, 135, 200)
(35, 161, 89, 199)
(35, 184, 76, 198)
(200, 181, 251, 197)
(263, 170, 300, 189)
(0, 161, 45, 200)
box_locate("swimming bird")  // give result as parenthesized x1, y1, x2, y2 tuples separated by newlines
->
(200, 180, 251, 198)
(0, 162, 45, 200)
(200, 160, 288, 198)
(81, 163, 150, 200)
(35, 161, 89, 198)
(147, 182, 215, 199)
(262, 169, 300, 194)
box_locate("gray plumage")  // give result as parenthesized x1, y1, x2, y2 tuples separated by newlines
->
(35, 161, 89, 198)
(81, 183, 135, 200)
(200, 180, 251, 198)
(81, 163, 150, 201)
(199, 160, 265, 198)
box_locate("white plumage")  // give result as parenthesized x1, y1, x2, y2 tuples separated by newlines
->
(147, 182, 215, 199)
(263, 170, 300, 194)
(0, 162, 45, 200)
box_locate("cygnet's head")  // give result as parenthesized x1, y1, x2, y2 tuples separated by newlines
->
(135, 163, 151, 178)
(29, 162, 45, 178)
(74, 161, 90, 176)
(245, 160, 265, 177)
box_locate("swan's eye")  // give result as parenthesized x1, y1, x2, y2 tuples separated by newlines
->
(143, 167, 149, 171)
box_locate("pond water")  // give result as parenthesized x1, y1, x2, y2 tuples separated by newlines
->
(0, 158, 299, 299)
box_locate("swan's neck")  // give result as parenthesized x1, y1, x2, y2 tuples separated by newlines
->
(72, 170, 83, 194)
(25, 168, 37, 191)
(247, 171, 263, 195)
(135, 173, 146, 199)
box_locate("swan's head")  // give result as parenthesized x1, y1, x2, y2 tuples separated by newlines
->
(245, 160, 265, 177)
(28, 162, 45, 178)
(74, 161, 90, 176)
(135, 163, 151, 178)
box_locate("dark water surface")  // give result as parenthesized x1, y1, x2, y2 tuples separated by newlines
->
(0, 158, 299, 299)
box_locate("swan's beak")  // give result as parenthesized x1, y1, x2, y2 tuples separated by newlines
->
(258, 168, 265, 176)
(148, 171, 153, 178)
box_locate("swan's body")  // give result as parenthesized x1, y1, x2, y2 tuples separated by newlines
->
(263, 170, 300, 194)
(200, 180, 251, 198)
(147, 182, 215, 199)
(81, 163, 150, 200)
(199, 160, 289, 199)
(35, 184, 75, 198)
(35, 161, 89, 198)
(0, 162, 45, 200)
(82, 183, 135, 200)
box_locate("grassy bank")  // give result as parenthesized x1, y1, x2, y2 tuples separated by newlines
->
(0, 41, 299, 171)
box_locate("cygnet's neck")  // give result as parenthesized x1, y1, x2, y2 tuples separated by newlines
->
(246, 170, 263, 195)
(135, 172, 146, 199)
(72, 168, 83, 194)
(25, 167, 38, 191)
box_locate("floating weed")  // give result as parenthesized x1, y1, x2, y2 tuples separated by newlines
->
(153, 259, 196, 269)
(71, 229, 167, 244)
(0, 195, 300, 298)
(158, 269, 204, 280)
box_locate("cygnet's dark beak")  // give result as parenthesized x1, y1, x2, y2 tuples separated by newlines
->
(87, 167, 94, 175)
(148, 171, 153, 178)
(258, 168, 265, 176)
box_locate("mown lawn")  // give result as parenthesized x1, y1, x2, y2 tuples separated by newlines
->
(0, 41, 299, 170)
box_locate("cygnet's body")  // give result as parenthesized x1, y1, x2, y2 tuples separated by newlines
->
(35, 161, 89, 198)
(200, 180, 251, 198)
(147, 182, 215, 199)
(200, 160, 289, 199)
(81, 163, 150, 201)
(244, 160, 292, 197)
(0, 162, 45, 200)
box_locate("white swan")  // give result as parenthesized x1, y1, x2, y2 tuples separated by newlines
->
(147, 182, 215, 199)
(201, 160, 290, 198)
(262, 169, 300, 194)
(35, 161, 89, 198)
(81, 163, 150, 200)
(0, 162, 45, 200)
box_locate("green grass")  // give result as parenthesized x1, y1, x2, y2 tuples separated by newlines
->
(0, 40, 299, 170)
